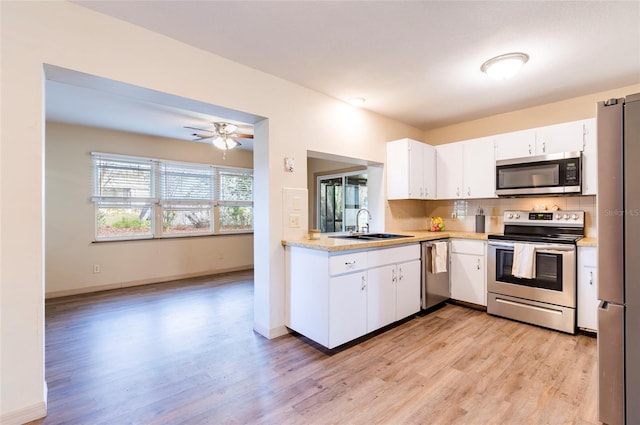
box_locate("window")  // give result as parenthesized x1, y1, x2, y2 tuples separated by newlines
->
(317, 171, 367, 233)
(92, 152, 253, 241)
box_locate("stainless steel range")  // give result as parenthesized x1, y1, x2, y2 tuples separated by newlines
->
(487, 210, 584, 334)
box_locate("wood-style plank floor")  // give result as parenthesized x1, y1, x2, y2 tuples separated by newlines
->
(29, 270, 598, 424)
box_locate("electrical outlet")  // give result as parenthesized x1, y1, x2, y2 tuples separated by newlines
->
(93, 264, 101, 274)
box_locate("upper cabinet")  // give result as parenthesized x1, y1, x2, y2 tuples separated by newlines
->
(436, 136, 496, 200)
(495, 119, 588, 160)
(494, 129, 537, 160)
(387, 138, 436, 200)
(534, 120, 585, 155)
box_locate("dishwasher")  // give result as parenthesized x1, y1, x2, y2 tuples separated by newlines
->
(421, 240, 450, 309)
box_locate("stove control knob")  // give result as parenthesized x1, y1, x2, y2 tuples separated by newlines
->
(563, 214, 570, 220)
(507, 213, 513, 219)
(514, 213, 520, 219)
(572, 214, 579, 220)
(555, 214, 562, 220)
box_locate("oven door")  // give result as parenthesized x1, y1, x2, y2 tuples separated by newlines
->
(487, 241, 576, 308)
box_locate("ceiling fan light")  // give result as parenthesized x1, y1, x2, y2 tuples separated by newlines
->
(213, 136, 239, 150)
(481, 52, 529, 80)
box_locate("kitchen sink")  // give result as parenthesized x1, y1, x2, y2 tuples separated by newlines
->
(329, 233, 412, 241)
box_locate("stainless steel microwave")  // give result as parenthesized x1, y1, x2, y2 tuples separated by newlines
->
(495, 152, 582, 196)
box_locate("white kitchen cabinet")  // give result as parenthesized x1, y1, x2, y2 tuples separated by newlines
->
(286, 243, 420, 349)
(436, 142, 464, 199)
(495, 129, 537, 160)
(534, 120, 585, 155)
(329, 271, 368, 347)
(450, 240, 486, 306)
(581, 118, 597, 195)
(386, 138, 436, 199)
(367, 247, 421, 331)
(436, 138, 495, 200)
(495, 120, 587, 161)
(578, 246, 598, 331)
(462, 136, 496, 199)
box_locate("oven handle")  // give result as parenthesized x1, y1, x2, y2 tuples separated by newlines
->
(488, 241, 514, 248)
(487, 240, 575, 252)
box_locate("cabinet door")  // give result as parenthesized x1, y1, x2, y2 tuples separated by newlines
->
(582, 118, 597, 195)
(408, 141, 424, 199)
(386, 139, 411, 199)
(436, 142, 464, 199)
(422, 143, 437, 199)
(396, 259, 421, 319)
(463, 136, 495, 199)
(329, 272, 367, 348)
(367, 264, 396, 332)
(495, 129, 536, 160)
(578, 247, 598, 331)
(535, 120, 584, 155)
(451, 253, 486, 306)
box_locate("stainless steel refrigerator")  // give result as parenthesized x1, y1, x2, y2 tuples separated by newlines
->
(597, 93, 640, 425)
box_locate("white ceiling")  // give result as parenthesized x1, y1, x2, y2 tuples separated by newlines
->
(49, 1, 640, 144)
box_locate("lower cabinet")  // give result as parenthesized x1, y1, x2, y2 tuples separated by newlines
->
(578, 246, 598, 331)
(329, 272, 368, 347)
(450, 239, 487, 306)
(286, 244, 421, 349)
(367, 259, 421, 331)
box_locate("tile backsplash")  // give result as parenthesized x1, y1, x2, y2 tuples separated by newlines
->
(386, 195, 596, 237)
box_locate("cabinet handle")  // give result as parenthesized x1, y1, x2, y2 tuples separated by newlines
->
(392, 269, 397, 283)
(589, 271, 593, 285)
(467, 186, 471, 196)
(345, 260, 356, 267)
(477, 259, 481, 270)
(361, 276, 366, 291)
(420, 187, 424, 198)
(542, 141, 546, 153)
(456, 187, 460, 197)
(425, 188, 428, 197)
(398, 267, 404, 281)
(528, 144, 532, 155)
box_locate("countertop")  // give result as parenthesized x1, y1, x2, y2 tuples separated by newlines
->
(577, 237, 597, 247)
(282, 230, 489, 252)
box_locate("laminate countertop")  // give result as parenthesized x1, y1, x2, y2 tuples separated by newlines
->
(282, 230, 489, 253)
(577, 237, 597, 247)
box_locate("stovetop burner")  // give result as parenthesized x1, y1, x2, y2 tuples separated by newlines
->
(488, 210, 585, 245)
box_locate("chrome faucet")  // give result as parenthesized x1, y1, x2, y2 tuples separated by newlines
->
(356, 208, 372, 233)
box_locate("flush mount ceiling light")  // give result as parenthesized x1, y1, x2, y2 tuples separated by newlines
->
(481, 52, 529, 80)
(348, 97, 366, 106)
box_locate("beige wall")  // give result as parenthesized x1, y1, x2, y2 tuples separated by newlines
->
(1, 2, 424, 420)
(424, 83, 640, 145)
(45, 122, 254, 297)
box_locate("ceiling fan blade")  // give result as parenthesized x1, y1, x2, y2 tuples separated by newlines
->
(192, 134, 215, 141)
(185, 125, 214, 133)
(233, 133, 254, 139)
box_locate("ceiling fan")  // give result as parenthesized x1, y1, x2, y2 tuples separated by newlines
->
(185, 122, 253, 150)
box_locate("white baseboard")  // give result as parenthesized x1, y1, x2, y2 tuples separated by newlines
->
(45, 266, 253, 299)
(1, 401, 47, 425)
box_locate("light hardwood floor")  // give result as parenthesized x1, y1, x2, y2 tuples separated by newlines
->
(29, 270, 599, 424)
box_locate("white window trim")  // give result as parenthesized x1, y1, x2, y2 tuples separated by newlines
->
(91, 152, 253, 241)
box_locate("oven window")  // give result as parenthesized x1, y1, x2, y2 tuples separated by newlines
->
(495, 248, 563, 291)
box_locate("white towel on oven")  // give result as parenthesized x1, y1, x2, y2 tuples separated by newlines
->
(512, 243, 536, 279)
(432, 242, 448, 274)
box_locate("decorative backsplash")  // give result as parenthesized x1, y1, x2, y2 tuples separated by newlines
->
(386, 195, 596, 237)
